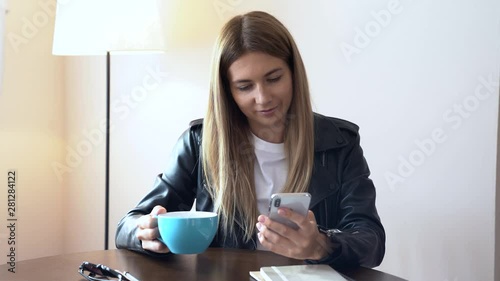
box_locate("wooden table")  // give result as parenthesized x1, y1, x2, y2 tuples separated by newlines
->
(0, 248, 405, 281)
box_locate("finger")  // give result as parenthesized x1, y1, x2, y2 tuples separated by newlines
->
(257, 222, 287, 245)
(258, 215, 288, 235)
(136, 226, 160, 241)
(138, 214, 158, 229)
(302, 211, 319, 232)
(138, 206, 167, 229)
(151, 205, 167, 216)
(141, 239, 170, 254)
(258, 217, 295, 243)
(277, 208, 310, 227)
(257, 231, 294, 258)
(306, 211, 317, 223)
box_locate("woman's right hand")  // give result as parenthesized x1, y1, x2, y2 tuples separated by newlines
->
(136, 205, 170, 253)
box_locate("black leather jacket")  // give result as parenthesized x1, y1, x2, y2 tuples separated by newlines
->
(115, 113, 385, 268)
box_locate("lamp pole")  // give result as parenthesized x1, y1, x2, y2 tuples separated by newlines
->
(105, 51, 111, 250)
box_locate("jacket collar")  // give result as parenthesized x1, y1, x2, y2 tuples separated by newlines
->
(313, 113, 349, 151)
(193, 113, 349, 151)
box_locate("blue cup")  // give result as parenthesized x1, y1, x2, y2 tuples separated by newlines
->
(157, 211, 218, 254)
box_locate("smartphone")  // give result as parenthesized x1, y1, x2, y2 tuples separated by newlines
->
(267, 192, 311, 230)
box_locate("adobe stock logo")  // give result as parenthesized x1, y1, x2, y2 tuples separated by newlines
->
(7, 0, 73, 53)
(213, 0, 242, 20)
(385, 73, 499, 191)
(51, 65, 169, 182)
(340, 0, 406, 63)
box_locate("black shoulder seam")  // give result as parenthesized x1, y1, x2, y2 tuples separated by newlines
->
(314, 112, 359, 134)
(189, 118, 203, 127)
(330, 117, 359, 134)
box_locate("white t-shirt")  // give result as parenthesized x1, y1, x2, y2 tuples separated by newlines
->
(251, 132, 288, 250)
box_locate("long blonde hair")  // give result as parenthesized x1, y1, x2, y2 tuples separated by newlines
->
(202, 11, 314, 243)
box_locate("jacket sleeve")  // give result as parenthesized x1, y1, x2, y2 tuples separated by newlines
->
(308, 131, 386, 269)
(115, 126, 200, 255)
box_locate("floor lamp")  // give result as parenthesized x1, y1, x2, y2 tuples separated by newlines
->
(52, 0, 165, 249)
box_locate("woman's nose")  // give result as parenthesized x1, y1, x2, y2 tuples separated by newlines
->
(255, 85, 272, 105)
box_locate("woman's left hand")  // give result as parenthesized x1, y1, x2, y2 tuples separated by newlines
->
(256, 209, 333, 260)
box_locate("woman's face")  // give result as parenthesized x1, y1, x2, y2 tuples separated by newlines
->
(227, 52, 293, 143)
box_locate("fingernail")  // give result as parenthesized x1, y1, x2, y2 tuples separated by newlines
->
(257, 232, 262, 239)
(258, 216, 266, 223)
(278, 208, 287, 216)
(256, 222, 262, 231)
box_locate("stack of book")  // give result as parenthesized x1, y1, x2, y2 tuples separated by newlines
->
(249, 264, 347, 281)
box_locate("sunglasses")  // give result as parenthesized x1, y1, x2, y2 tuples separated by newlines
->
(78, 261, 140, 281)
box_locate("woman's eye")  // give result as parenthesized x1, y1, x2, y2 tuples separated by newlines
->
(268, 76, 282, 83)
(237, 85, 252, 91)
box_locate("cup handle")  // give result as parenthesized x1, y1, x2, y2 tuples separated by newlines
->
(156, 236, 166, 245)
(151, 215, 166, 246)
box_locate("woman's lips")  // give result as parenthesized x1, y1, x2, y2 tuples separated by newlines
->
(257, 106, 277, 116)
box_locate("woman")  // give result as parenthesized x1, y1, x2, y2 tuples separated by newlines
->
(116, 11, 385, 268)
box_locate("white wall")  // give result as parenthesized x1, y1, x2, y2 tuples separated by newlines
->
(61, 56, 106, 253)
(107, 1, 500, 280)
(0, 0, 65, 262)
(300, 1, 500, 280)
(108, 51, 211, 249)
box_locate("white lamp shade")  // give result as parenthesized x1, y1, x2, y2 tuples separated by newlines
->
(52, 0, 165, 55)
